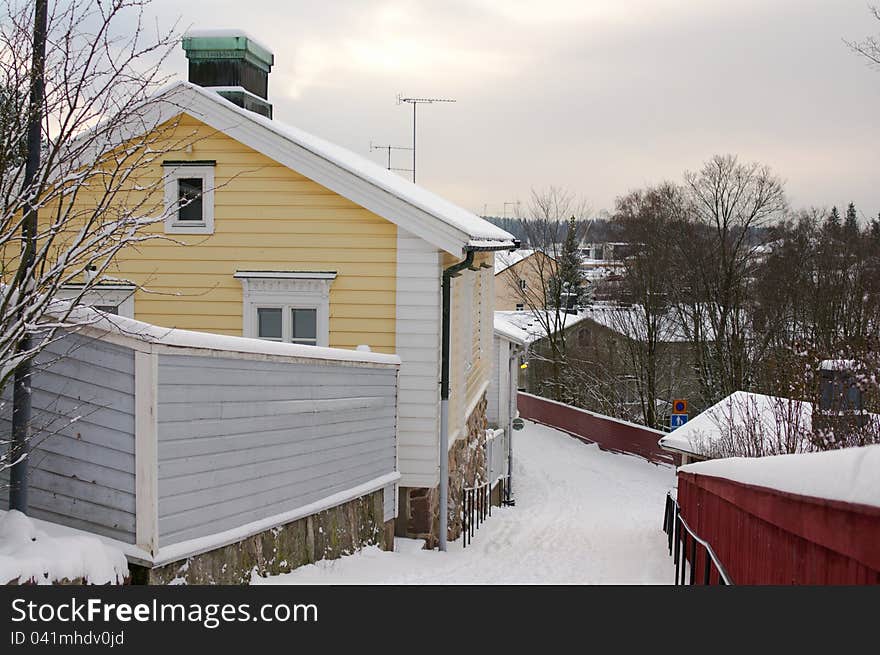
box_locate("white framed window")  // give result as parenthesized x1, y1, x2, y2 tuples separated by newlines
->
(57, 284, 136, 318)
(163, 161, 215, 235)
(515, 303, 524, 311)
(518, 278, 527, 291)
(235, 271, 336, 347)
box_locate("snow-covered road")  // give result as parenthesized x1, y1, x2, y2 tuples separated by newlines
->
(253, 420, 677, 584)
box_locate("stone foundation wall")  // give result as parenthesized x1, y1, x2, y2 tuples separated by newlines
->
(132, 489, 391, 585)
(399, 393, 489, 547)
(447, 394, 489, 541)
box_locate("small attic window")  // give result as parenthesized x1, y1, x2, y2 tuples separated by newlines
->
(163, 161, 215, 234)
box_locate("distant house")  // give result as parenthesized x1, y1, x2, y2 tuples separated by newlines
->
(519, 304, 700, 424)
(658, 390, 814, 465)
(494, 249, 550, 311)
(578, 242, 632, 302)
(661, 361, 879, 465)
(25, 31, 517, 549)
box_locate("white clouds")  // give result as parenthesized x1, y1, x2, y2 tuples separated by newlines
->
(144, 0, 879, 216)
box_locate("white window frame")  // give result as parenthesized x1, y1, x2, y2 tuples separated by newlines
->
(57, 284, 136, 318)
(235, 271, 336, 347)
(163, 163, 215, 235)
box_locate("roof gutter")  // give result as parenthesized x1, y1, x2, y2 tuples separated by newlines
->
(438, 249, 475, 551)
(465, 238, 521, 252)
(437, 241, 519, 549)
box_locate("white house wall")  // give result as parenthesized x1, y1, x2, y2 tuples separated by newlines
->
(488, 335, 512, 427)
(395, 228, 441, 488)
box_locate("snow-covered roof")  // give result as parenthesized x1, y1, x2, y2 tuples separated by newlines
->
(494, 249, 534, 275)
(132, 82, 516, 255)
(579, 305, 691, 343)
(679, 444, 880, 509)
(659, 390, 813, 458)
(494, 309, 590, 346)
(819, 359, 861, 371)
(55, 300, 400, 367)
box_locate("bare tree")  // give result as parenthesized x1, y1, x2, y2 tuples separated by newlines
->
(0, 0, 193, 481)
(674, 154, 787, 406)
(610, 183, 685, 428)
(505, 187, 590, 402)
(846, 5, 880, 68)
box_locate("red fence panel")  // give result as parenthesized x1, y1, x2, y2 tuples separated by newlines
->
(677, 472, 880, 585)
(517, 392, 674, 465)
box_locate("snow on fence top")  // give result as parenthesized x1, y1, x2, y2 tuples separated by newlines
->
(55, 301, 400, 367)
(679, 444, 880, 509)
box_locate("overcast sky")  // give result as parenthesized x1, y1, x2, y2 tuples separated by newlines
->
(145, 0, 879, 220)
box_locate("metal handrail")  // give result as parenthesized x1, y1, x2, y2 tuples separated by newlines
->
(664, 492, 734, 585)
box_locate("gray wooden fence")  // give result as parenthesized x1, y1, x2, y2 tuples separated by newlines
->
(1, 315, 400, 564)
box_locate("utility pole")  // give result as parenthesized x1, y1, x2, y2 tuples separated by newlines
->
(396, 94, 456, 184)
(369, 140, 413, 177)
(10, 0, 49, 513)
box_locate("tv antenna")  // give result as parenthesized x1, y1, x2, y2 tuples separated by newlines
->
(369, 141, 413, 176)
(503, 201, 521, 218)
(397, 94, 456, 183)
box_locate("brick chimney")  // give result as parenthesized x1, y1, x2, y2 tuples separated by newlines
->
(181, 30, 274, 119)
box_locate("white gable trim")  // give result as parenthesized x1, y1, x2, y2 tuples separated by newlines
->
(78, 83, 514, 256)
(181, 89, 469, 255)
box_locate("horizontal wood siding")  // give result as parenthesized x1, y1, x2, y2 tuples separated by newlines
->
(487, 335, 507, 426)
(446, 251, 494, 443)
(0, 333, 136, 542)
(677, 472, 880, 584)
(156, 353, 398, 546)
(395, 229, 441, 487)
(102, 114, 397, 351)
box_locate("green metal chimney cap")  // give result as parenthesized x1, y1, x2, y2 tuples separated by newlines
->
(182, 30, 274, 72)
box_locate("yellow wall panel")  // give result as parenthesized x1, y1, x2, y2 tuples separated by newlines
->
(93, 114, 398, 354)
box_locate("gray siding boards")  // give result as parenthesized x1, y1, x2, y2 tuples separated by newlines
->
(0, 333, 136, 542)
(156, 353, 398, 546)
(383, 482, 395, 522)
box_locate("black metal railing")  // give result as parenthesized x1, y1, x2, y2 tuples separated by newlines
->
(461, 480, 493, 548)
(663, 492, 733, 585)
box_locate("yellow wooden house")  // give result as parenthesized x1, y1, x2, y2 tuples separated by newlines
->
(61, 32, 516, 545)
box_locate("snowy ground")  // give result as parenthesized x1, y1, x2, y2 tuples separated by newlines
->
(253, 420, 677, 585)
(0, 510, 128, 585)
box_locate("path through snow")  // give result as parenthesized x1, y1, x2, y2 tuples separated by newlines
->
(253, 420, 677, 584)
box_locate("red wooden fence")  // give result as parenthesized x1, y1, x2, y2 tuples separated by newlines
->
(517, 392, 674, 465)
(677, 471, 880, 584)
